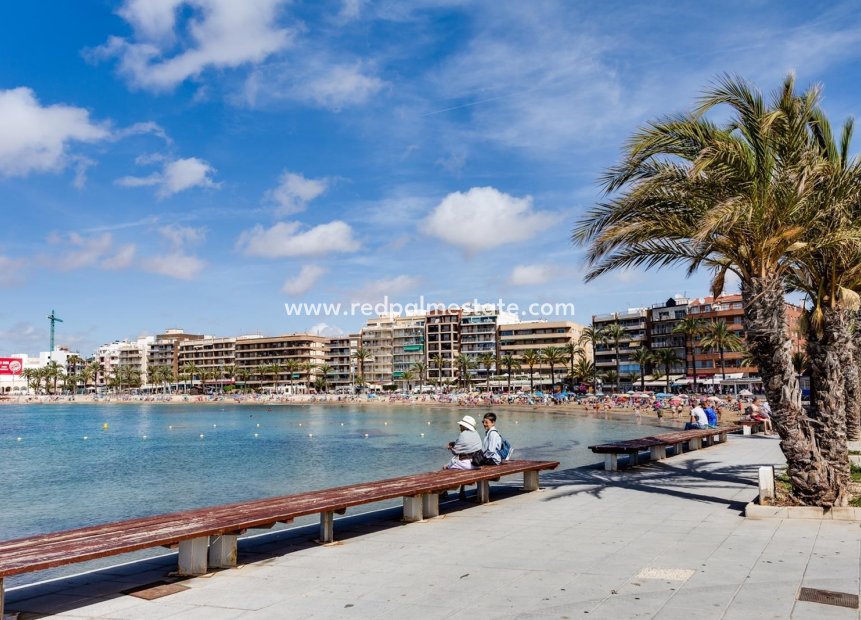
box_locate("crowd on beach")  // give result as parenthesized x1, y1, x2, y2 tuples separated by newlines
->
(2, 389, 770, 425)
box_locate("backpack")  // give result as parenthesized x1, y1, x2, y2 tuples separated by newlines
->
(490, 428, 513, 462)
(744, 405, 753, 416)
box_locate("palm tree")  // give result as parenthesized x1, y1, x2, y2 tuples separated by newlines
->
(699, 320, 745, 381)
(603, 370, 619, 392)
(673, 317, 705, 393)
(599, 323, 627, 386)
(353, 347, 372, 391)
(631, 347, 653, 392)
(269, 361, 286, 393)
(454, 353, 475, 389)
(401, 369, 414, 392)
(82, 361, 101, 392)
(236, 367, 252, 393)
(316, 363, 334, 393)
(541, 347, 566, 392)
(652, 348, 680, 394)
(571, 74, 842, 506)
(412, 360, 427, 394)
(498, 353, 520, 393)
(520, 349, 541, 393)
(572, 358, 596, 390)
(477, 352, 496, 393)
(181, 362, 200, 393)
(578, 327, 601, 394)
(792, 352, 808, 376)
(44, 361, 63, 395)
(562, 341, 584, 389)
(431, 353, 446, 386)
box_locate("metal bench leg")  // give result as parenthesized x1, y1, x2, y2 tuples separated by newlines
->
(319, 511, 335, 543)
(403, 495, 423, 522)
(604, 454, 618, 471)
(422, 493, 439, 518)
(523, 470, 540, 491)
(208, 534, 238, 569)
(477, 480, 490, 504)
(178, 536, 209, 576)
(650, 445, 667, 461)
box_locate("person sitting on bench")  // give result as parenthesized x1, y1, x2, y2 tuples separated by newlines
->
(685, 401, 709, 430)
(444, 415, 482, 470)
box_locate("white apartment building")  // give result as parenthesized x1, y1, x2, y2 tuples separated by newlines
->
(460, 310, 519, 381)
(392, 314, 426, 389)
(360, 316, 395, 388)
(177, 336, 237, 388)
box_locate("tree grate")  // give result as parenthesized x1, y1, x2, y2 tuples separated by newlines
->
(122, 580, 189, 600)
(798, 587, 859, 609)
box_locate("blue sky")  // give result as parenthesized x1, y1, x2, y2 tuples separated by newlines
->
(2, 0, 860, 356)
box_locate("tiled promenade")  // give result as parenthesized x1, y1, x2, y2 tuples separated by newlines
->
(6, 435, 860, 619)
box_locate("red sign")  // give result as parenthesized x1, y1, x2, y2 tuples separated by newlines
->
(0, 358, 23, 375)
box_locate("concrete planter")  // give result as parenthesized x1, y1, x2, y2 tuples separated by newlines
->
(745, 501, 861, 520)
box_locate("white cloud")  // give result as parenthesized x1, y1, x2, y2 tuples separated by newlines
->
(0, 87, 110, 178)
(354, 275, 421, 302)
(93, 0, 295, 92)
(158, 224, 206, 247)
(47, 232, 136, 272)
(282, 264, 327, 295)
(101, 245, 137, 270)
(509, 264, 558, 286)
(265, 171, 327, 215)
(308, 322, 345, 337)
(116, 156, 219, 197)
(422, 186, 554, 252)
(142, 253, 206, 279)
(237, 221, 360, 258)
(244, 59, 385, 111)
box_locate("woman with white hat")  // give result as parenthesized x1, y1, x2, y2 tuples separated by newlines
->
(443, 415, 483, 470)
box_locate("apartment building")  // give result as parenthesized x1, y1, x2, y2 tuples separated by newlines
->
(177, 336, 236, 387)
(95, 337, 153, 388)
(325, 335, 356, 391)
(426, 309, 461, 383)
(392, 315, 426, 388)
(497, 320, 589, 387)
(234, 334, 328, 392)
(592, 308, 650, 385)
(360, 316, 395, 388)
(647, 295, 689, 376)
(460, 310, 519, 381)
(147, 329, 203, 378)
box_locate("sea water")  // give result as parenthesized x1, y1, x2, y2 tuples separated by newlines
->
(0, 403, 665, 586)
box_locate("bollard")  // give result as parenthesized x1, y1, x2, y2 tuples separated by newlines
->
(758, 466, 775, 503)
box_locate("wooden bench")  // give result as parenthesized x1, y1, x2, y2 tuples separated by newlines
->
(0, 460, 557, 615)
(589, 426, 740, 470)
(739, 419, 765, 435)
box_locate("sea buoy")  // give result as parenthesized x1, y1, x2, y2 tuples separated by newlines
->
(83, 436, 88, 440)
(420, 433, 425, 437)
(299, 423, 302, 427)
(364, 433, 369, 438)
(256, 423, 260, 428)
(169, 425, 173, 430)
(213, 424, 217, 428)
(515, 421, 519, 424)
(427, 421, 431, 425)
(17, 437, 22, 442)
(340, 423, 344, 426)
(199, 434, 204, 439)
(142, 435, 147, 440)
(384, 422, 388, 425)
(102, 423, 109, 430)
(254, 433, 258, 438)
(308, 433, 313, 438)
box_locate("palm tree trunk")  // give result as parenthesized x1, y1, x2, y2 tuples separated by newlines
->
(719, 347, 727, 381)
(529, 368, 534, 392)
(665, 363, 670, 393)
(805, 308, 851, 506)
(743, 276, 840, 506)
(550, 364, 555, 391)
(690, 336, 698, 394)
(846, 310, 861, 442)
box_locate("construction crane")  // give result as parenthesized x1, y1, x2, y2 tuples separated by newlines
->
(48, 309, 63, 361)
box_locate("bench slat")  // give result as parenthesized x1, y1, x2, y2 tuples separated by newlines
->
(0, 460, 558, 577)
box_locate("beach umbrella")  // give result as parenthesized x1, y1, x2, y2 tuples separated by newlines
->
(738, 389, 753, 397)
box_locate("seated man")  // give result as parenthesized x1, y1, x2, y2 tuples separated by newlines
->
(704, 404, 718, 428)
(752, 399, 775, 434)
(685, 401, 709, 430)
(444, 415, 482, 470)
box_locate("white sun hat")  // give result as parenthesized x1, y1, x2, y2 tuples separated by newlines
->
(458, 415, 477, 432)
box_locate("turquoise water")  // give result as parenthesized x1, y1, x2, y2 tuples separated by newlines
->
(0, 404, 665, 585)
